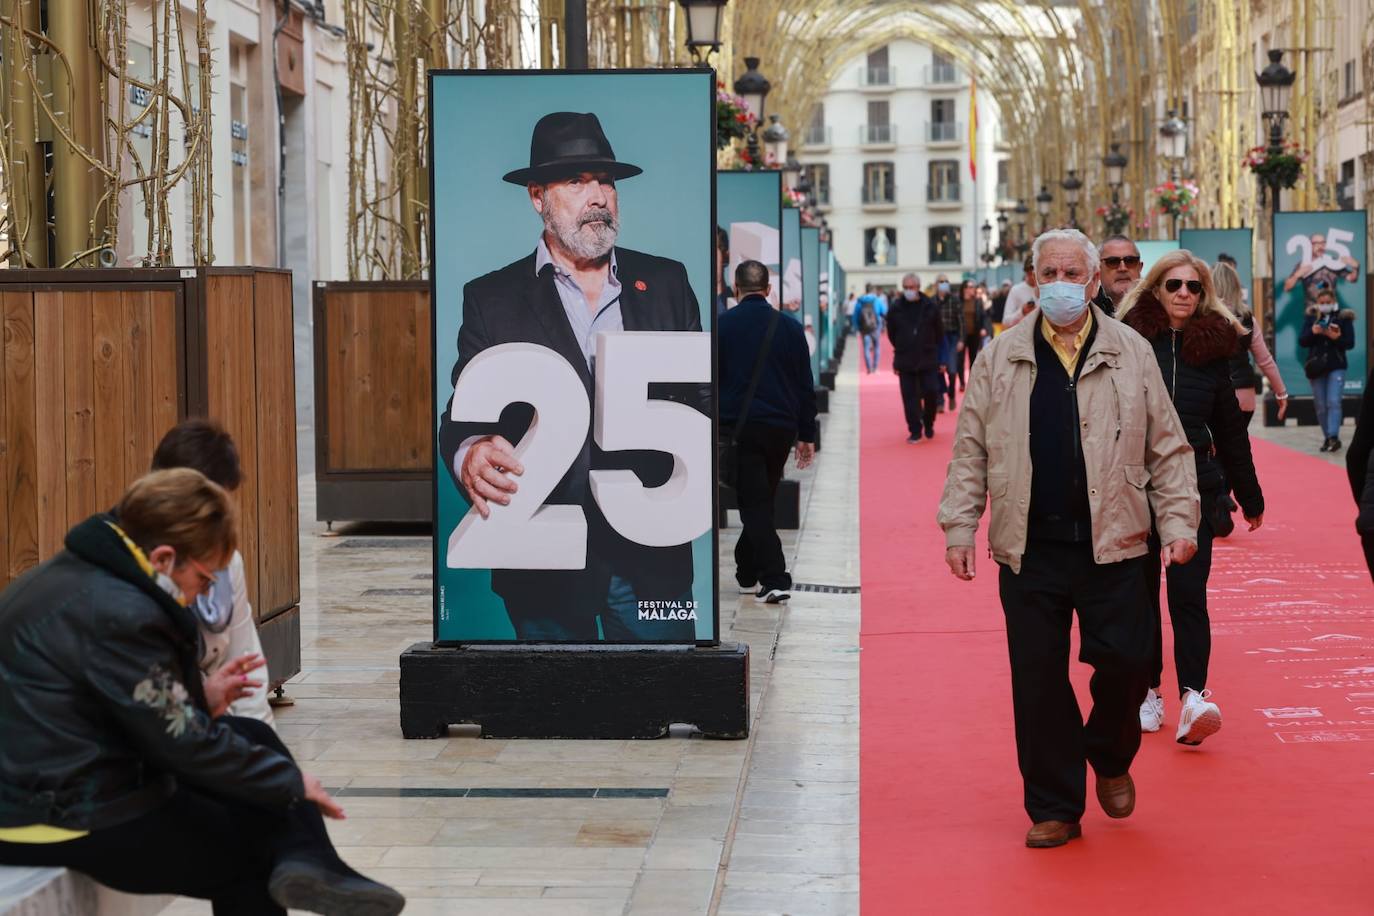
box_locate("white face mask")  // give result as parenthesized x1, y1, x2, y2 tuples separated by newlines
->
(153, 556, 187, 606)
(903, 288, 918, 301)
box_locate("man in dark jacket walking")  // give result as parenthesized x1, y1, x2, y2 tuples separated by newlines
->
(720, 260, 818, 604)
(887, 272, 944, 442)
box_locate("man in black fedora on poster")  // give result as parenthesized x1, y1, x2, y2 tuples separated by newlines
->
(439, 111, 706, 643)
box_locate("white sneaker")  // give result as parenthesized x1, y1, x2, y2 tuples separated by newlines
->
(1176, 688, 1222, 746)
(737, 581, 758, 594)
(1139, 688, 1164, 733)
(757, 587, 791, 604)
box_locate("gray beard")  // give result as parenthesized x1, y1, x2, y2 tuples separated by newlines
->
(545, 209, 618, 261)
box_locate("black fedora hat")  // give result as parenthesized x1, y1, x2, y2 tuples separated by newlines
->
(503, 112, 643, 185)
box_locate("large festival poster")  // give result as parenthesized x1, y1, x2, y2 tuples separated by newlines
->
(1136, 239, 1181, 274)
(781, 206, 803, 322)
(716, 170, 782, 310)
(803, 225, 821, 383)
(1273, 211, 1368, 397)
(429, 69, 718, 644)
(1180, 228, 1254, 311)
(819, 238, 832, 360)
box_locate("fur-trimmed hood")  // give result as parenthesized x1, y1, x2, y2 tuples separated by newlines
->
(1305, 304, 1357, 321)
(1121, 291, 1238, 366)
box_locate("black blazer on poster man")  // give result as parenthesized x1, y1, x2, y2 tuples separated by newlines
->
(439, 245, 708, 609)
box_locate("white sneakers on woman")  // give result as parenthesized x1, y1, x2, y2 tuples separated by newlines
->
(1139, 688, 1165, 732)
(1175, 688, 1222, 745)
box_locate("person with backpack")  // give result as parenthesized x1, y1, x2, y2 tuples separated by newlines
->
(853, 284, 887, 373)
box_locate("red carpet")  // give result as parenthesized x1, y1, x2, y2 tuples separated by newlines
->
(858, 345, 1374, 913)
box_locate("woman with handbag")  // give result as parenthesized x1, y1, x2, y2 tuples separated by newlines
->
(1300, 285, 1356, 452)
(1118, 250, 1265, 747)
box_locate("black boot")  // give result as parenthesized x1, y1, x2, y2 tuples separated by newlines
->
(269, 859, 406, 916)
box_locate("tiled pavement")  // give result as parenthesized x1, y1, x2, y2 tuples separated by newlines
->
(160, 356, 861, 915)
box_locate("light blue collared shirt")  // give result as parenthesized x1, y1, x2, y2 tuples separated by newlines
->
(535, 236, 622, 370)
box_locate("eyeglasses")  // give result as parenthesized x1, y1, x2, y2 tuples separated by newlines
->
(1102, 256, 1142, 269)
(1163, 278, 1204, 295)
(183, 556, 220, 591)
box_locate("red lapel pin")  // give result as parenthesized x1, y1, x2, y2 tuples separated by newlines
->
(634, 280, 647, 291)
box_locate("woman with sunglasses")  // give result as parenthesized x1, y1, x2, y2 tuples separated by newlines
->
(1118, 250, 1265, 746)
(150, 418, 275, 725)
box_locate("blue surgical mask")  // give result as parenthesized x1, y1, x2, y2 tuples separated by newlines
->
(937, 282, 950, 294)
(1037, 280, 1090, 326)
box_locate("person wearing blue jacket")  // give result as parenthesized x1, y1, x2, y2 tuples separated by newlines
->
(852, 285, 888, 373)
(720, 260, 818, 604)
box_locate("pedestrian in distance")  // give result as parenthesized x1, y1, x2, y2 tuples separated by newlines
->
(886, 272, 944, 443)
(720, 260, 818, 605)
(853, 283, 887, 374)
(938, 228, 1200, 849)
(934, 274, 964, 409)
(960, 279, 993, 379)
(1118, 250, 1265, 745)
(1000, 255, 1037, 330)
(1300, 285, 1356, 453)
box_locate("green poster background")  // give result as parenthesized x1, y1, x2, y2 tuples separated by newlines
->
(1179, 228, 1253, 310)
(1137, 239, 1181, 274)
(717, 171, 782, 308)
(429, 69, 716, 643)
(819, 239, 832, 360)
(1273, 210, 1368, 397)
(803, 226, 821, 383)
(781, 207, 802, 322)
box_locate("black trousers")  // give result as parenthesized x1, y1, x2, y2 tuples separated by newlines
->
(964, 333, 983, 376)
(1146, 506, 1216, 697)
(999, 540, 1153, 824)
(897, 370, 941, 438)
(732, 422, 795, 590)
(0, 718, 343, 916)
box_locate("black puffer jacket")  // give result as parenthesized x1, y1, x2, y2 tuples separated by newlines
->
(0, 515, 304, 831)
(1121, 293, 1264, 517)
(1298, 305, 1357, 374)
(886, 293, 943, 373)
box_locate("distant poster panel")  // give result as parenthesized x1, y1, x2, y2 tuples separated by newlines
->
(430, 69, 718, 645)
(803, 226, 821, 382)
(1136, 239, 1181, 274)
(781, 206, 802, 322)
(1180, 228, 1253, 311)
(717, 170, 782, 312)
(1273, 210, 1367, 396)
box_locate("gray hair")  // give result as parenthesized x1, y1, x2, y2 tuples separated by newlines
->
(1098, 234, 1139, 255)
(901, 272, 920, 286)
(1032, 228, 1100, 277)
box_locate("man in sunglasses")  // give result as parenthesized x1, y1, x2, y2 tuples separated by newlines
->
(1092, 235, 1144, 318)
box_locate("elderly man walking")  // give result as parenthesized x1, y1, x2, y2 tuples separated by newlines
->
(937, 228, 1200, 848)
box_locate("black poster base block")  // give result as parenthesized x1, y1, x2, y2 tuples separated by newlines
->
(399, 642, 750, 739)
(815, 386, 830, 414)
(1264, 393, 1362, 427)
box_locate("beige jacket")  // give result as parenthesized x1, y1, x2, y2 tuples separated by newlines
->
(937, 305, 1199, 574)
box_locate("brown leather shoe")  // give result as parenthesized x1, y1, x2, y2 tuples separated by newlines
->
(1025, 820, 1082, 848)
(1096, 772, 1135, 819)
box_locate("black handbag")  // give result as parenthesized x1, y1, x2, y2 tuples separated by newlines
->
(719, 308, 782, 490)
(1304, 346, 1336, 379)
(1209, 489, 1236, 538)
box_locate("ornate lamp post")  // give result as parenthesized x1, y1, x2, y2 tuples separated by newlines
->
(782, 154, 802, 192)
(1035, 184, 1053, 233)
(733, 57, 771, 166)
(995, 208, 1010, 263)
(761, 114, 789, 170)
(981, 220, 995, 265)
(1158, 109, 1188, 237)
(1103, 143, 1128, 204)
(1256, 49, 1296, 216)
(677, 0, 728, 61)
(1014, 199, 1029, 257)
(1061, 169, 1083, 229)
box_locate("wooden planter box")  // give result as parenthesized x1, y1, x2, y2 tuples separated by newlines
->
(312, 281, 432, 524)
(0, 268, 301, 687)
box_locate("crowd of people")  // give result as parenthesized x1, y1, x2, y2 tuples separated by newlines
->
(930, 225, 1370, 850)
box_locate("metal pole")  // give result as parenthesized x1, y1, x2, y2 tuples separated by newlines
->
(564, 0, 588, 69)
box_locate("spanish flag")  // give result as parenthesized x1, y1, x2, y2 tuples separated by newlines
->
(969, 77, 978, 180)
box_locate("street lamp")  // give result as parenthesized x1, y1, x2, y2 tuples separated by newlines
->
(1159, 108, 1187, 180)
(995, 208, 1010, 263)
(761, 114, 789, 169)
(734, 57, 770, 166)
(1035, 184, 1053, 233)
(981, 220, 995, 265)
(1103, 143, 1128, 204)
(677, 0, 728, 61)
(1256, 49, 1296, 215)
(1014, 198, 1029, 256)
(782, 154, 802, 192)
(1061, 169, 1083, 229)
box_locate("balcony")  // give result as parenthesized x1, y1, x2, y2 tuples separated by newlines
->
(924, 64, 959, 85)
(860, 123, 896, 148)
(926, 121, 963, 146)
(860, 66, 896, 88)
(926, 184, 962, 208)
(862, 186, 897, 210)
(803, 125, 832, 149)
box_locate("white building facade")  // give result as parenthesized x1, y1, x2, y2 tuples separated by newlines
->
(797, 39, 1012, 296)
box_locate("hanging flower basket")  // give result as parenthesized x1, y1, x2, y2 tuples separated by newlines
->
(716, 81, 756, 151)
(1244, 142, 1306, 190)
(1153, 180, 1199, 219)
(782, 186, 807, 209)
(1095, 201, 1134, 236)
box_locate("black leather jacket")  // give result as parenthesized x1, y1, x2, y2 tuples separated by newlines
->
(0, 515, 304, 831)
